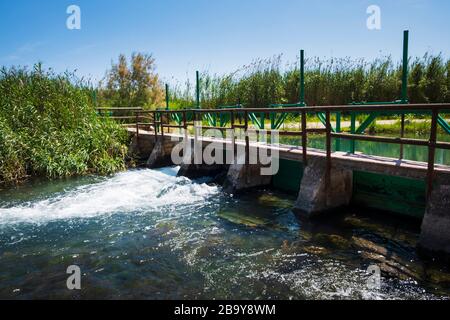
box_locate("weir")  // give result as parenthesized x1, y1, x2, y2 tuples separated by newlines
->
(123, 102, 450, 259)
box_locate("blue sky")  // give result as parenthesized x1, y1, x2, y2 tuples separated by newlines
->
(0, 0, 448, 86)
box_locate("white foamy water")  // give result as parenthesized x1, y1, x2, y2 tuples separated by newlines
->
(0, 168, 219, 225)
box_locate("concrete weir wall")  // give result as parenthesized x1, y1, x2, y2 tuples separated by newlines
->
(223, 155, 272, 193)
(419, 178, 450, 258)
(128, 130, 450, 259)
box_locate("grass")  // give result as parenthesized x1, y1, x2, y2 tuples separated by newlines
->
(368, 119, 449, 137)
(0, 65, 129, 186)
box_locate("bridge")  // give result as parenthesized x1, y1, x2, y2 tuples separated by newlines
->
(98, 103, 450, 259)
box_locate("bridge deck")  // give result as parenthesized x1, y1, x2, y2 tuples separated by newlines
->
(129, 128, 450, 182)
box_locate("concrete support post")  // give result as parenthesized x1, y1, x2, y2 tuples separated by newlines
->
(223, 154, 272, 193)
(419, 180, 450, 258)
(294, 158, 353, 216)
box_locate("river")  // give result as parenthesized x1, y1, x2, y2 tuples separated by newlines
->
(0, 167, 449, 299)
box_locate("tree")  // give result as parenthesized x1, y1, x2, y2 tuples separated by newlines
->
(100, 53, 164, 109)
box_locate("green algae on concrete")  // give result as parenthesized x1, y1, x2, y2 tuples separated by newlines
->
(352, 171, 426, 219)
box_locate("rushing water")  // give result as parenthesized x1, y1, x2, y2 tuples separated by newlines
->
(0, 168, 449, 300)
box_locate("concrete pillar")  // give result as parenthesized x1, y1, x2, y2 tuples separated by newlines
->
(294, 158, 353, 216)
(223, 155, 272, 193)
(419, 181, 450, 259)
(146, 137, 177, 169)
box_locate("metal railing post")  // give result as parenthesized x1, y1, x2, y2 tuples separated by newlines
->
(153, 111, 158, 139)
(400, 113, 405, 159)
(350, 112, 356, 153)
(193, 110, 201, 165)
(183, 110, 188, 161)
(135, 111, 140, 150)
(299, 50, 306, 107)
(301, 110, 308, 165)
(336, 112, 341, 151)
(326, 111, 332, 188)
(401, 30, 409, 103)
(231, 110, 236, 163)
(244, 110, 250, 183)
(196, 71, 200, 109)
(427, 109, 438, 199)
(160, 111, 164, 139)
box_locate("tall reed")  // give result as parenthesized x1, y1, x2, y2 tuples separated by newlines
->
(0, 65, 128, 186)
(169, 53, 449, 109)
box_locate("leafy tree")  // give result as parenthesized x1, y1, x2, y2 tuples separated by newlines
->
(444, 59, 450, 102)
(100, 53, 164, 109)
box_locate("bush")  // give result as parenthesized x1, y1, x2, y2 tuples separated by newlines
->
(0, 64, 128, 185)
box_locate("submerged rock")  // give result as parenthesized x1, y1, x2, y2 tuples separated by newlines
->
(257, 194, 293, 209)
(149, 221, 177, 237)
(217, 210, 270, 228)
(425, 267, 450, 286)
(303, 246, 329, 255)
(344, 216, 418, 247)
(313, 234, 351, 250)
(352, 236, 423, 281)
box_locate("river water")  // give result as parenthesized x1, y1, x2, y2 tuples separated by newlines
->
(0, 167, 449, 300)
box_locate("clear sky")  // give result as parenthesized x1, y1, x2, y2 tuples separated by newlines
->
(0, 0, 448, 86)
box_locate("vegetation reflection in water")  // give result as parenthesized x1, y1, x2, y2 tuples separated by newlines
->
(0, 167, 449, 300)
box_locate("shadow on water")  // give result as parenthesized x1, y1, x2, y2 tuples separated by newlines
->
(0, 168, 449, 300)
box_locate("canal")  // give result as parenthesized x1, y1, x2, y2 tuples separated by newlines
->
(0, 166, 449, 300)
(280, 133, 450, 165)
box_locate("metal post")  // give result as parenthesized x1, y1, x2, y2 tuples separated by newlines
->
(231, 110, 236, 163)
(350, 112, 356, 153)
(336, 112, 341, 151)
(400, 113, 405, 159)
(301, 111, 308, 165)
(183, 110, 188, 161)
(401, 30, 409, 104)
(196, 71, 200, 109)
(153, 111, 157, 138)
(193, 110, 201, 165)
(165, 84, 170, 111)
(299, 50, 306, 107)
(160, 111, 164, 138)
(135, 112, 140, 149)
(325, 111, 332, 188)
(194, 110, 198, 142)
(244, 110, 250, 183)
(427, 109, 438, 199)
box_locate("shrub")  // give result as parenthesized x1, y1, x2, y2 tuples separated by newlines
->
(0, 64, 128, 185)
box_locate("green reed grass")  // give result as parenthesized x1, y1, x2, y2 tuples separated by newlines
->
(169, 53, 450, 109)
(0, 65, 128, 186)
